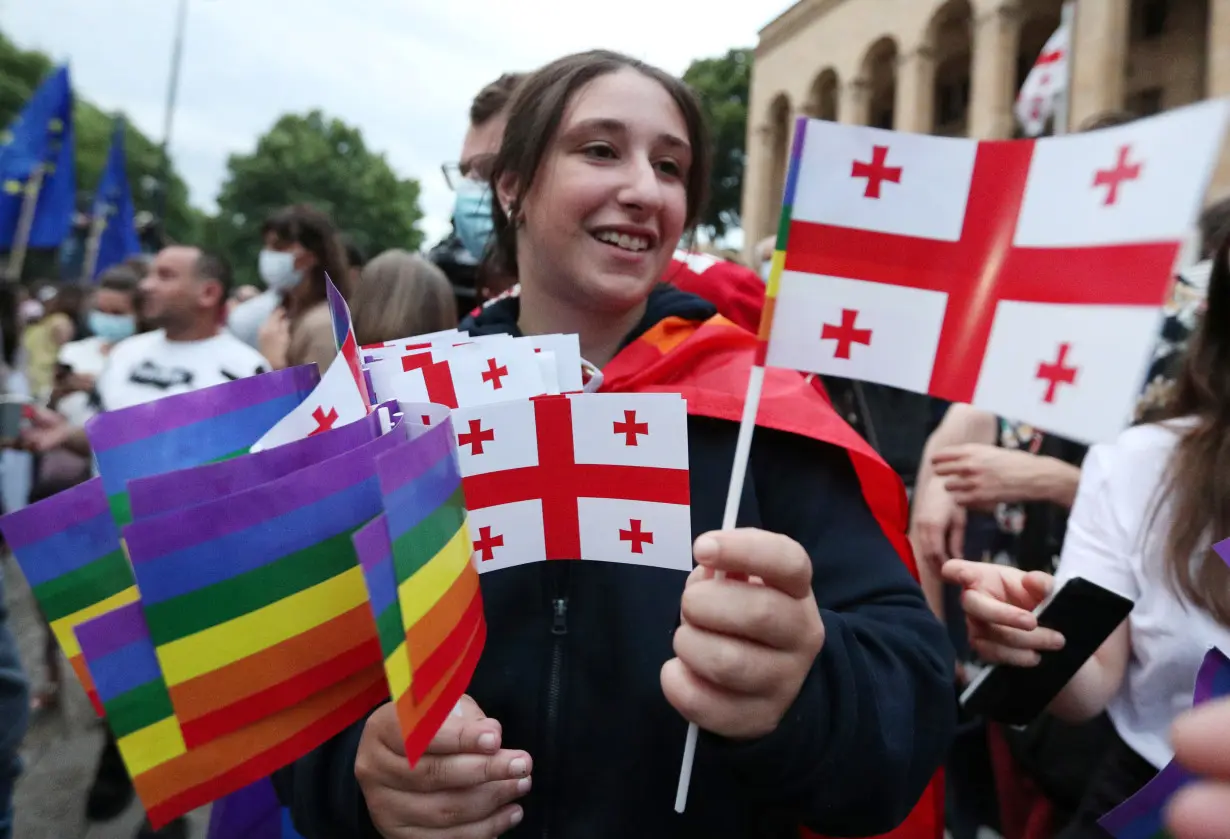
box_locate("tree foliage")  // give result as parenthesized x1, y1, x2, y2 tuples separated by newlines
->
(682, 48, 752, 242)
(0, 28, 199, 249)
(209, 110, 424, 288)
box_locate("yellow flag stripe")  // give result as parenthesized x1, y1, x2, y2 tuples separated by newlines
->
(155, 566, 367, 685)
(397, 525, 472, 631)
(385, 641, 412, 701)
(765, 250, 787, 300)
(116, 716, 187, 776)
(52, 586, 141, 658)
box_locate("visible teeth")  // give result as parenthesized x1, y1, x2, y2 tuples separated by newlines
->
(595, 231, 649, 252)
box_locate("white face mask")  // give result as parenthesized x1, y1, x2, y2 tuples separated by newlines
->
(258, 249, 303, 291)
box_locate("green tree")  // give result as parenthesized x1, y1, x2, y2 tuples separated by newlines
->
(211, 110, 423, 287)
(682, 48, 752, 242)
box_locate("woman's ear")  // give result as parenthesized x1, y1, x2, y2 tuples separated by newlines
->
(496, 172, 519, 224)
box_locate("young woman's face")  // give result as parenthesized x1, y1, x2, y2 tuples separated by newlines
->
(514, 68, 691, 314)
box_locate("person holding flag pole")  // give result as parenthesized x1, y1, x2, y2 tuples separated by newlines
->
(276, 49, 954, 839)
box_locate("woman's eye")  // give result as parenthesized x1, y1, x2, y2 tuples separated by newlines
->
(656, 160, 683, 178)
(582, 144, 617, 160)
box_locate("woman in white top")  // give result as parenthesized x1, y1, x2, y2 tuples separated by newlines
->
(943, 236, 1230, 838)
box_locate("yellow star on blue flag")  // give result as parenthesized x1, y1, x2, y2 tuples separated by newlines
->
(0, 64, 75, 250)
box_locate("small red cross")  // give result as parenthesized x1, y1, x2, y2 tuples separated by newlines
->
(820, 309, 873, 359)
(309, 405, 339, 436)
(619, 519, 654, 554)
(1036, 342, 1078, 403)
(473, 525, 504, 561)
(851, 145, 902, 199)
(1036, 48, 1064, 66)
(481, 357, 509, 389)
(1093, 145, 1143, 206)
(420, 414, 432, 426)
(613, 410, 649, 446)
(457, 418, 496, 455)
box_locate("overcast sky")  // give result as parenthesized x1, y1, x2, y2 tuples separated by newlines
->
(0, 0, 789, 249)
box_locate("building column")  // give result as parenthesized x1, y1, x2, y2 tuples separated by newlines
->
(1210, 0, 1230, 97)
(895, 47, 937, 134)
(839, 78, 871, 125)
(1206, 0, 1230, 203)
(742, 122, 777, 263)
(1068, 0, 1129, 130)
(968, 2, 1022, 138)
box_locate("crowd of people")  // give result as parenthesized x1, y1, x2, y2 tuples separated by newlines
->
(0, 46, 1228, 839)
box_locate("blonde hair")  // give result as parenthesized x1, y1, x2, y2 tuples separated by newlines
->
(351, 250, 457, 346)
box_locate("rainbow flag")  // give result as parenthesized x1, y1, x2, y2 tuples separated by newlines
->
(1098, 647, 1230, 839)
(0, 478, 137, 716)
(327, 274, 373, 406)
(86, 365, 320, 525)
(74, 601, 387, 828)
(128, 406, 388, 521)
(355, 417, 485, 764)
(119, 420, 407, 748)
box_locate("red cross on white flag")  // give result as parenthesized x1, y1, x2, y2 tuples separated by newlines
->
(762, 100, 1230, 443)
(1014, 18, 1071, 137)
(450, 393, 692, 573)
(367, 337, 548, 409)
(249, 349, 371, 452)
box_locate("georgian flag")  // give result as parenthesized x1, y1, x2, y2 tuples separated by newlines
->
(249, 348, 370, 451)
(449, 393, 692, 574)
(764, 100, 1230, 443)
(1014, 18, 1071, 137)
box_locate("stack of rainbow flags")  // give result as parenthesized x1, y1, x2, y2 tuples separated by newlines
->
(2, 369, 485, 831)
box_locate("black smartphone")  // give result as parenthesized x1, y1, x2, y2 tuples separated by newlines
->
(959, 575, 1135, 726)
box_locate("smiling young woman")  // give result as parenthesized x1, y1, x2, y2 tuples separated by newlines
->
(274, 50, 954, 839)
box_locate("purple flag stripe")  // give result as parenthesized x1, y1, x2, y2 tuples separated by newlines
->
(375, 418, 456, 498)
(122, 422, 407, 564)
(353, 516, 397, 618)
(0, 477, 109, 551)
(75, 601, 149, 661)
(128, 409, 384, 521)
(86, 365, 319, 453)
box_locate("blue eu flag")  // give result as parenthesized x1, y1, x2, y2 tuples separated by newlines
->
(91, 118, 141, 279)
(0, 64, 75, 250)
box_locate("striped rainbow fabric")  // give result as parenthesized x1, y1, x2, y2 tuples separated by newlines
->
(755, 115, 807, 367)
(119, 419, 404, 748)
(355, 417, 486, 763)
(86, 365, 320, 525)
(74, 601, 386, 828)
(0, 478, 137, 716)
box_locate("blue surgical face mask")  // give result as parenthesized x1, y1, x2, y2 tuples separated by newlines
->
(88, 309, 136, 343)
(453, 180, 495, 261)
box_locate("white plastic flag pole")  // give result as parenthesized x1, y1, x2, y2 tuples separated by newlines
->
(674, 362, 767, 812)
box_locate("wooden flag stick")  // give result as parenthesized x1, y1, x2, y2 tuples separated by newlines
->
(4, 164, 45, 282)
(80, 210, 109, 284)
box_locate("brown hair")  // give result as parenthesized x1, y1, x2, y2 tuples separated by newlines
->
(470, 73, 526, 127)
(486, 50, 711, 279)
(1153, 234, 1230, 625)
(1199, 196, 1230, 261)
(261, 204, 352, 318)
(351, 249, 458, 345)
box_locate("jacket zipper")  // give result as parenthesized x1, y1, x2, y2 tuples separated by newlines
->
(541, 565, 570, 839)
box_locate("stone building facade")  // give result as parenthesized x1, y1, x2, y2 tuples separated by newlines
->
(742, 0, 1230, 260)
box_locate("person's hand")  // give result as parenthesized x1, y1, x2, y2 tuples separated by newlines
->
(18, 405, 71, 453)
(941, 559, 1064, 667)
(931, 444, 1039, 509)
(1167, 698, 1230, 839)
(355, 696, 532, 839)
(909, 476, 968, 570)
(661, 529, 825, 740)
(258, 307, 290, 370)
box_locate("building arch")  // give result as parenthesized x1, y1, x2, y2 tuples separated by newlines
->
(861, 37, 899, 129)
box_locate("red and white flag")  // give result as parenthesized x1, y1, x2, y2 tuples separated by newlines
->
(371, 339, 548, 408)
(451, 393, 692, 573)
(326, 276, 374, 408)
(249, 348, 371, 451)
(764, 100, 1230, 442)
(1015, 16, 1071, 137)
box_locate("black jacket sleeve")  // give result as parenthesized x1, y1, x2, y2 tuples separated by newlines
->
(272, 703, 382, 839)
(705, 427, 956, 837)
